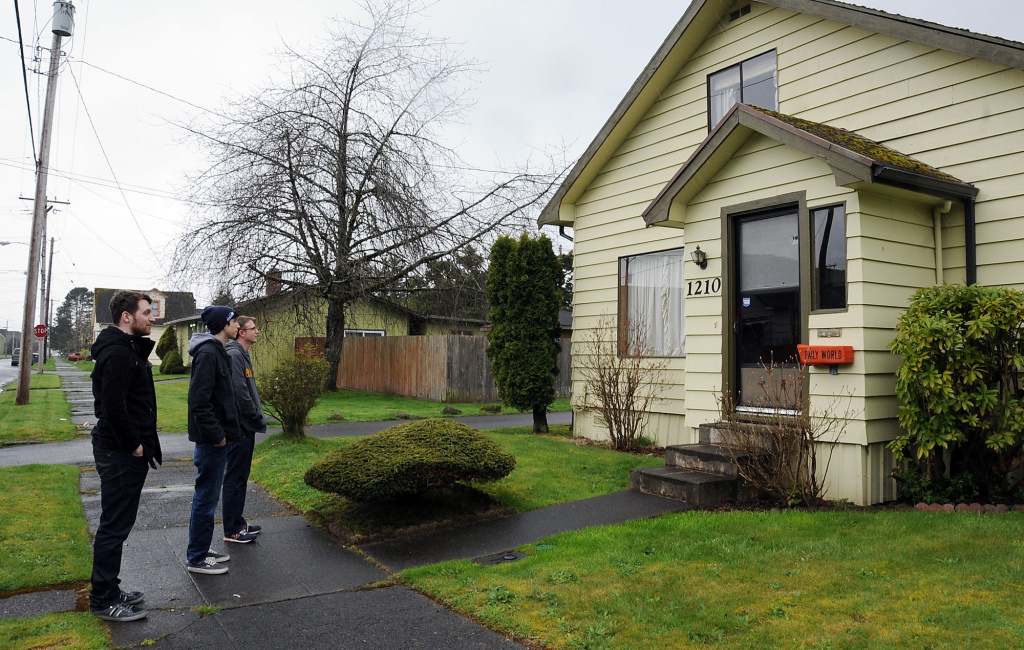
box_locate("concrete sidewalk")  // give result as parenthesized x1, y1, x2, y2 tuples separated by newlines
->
(0, 361, 688, 647)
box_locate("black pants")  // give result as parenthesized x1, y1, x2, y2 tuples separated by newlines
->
(90, 447, 149, 610)
(222, 431, 255, 535)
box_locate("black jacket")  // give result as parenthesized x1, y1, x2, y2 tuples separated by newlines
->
(91, 326, 162, 465)
(187, 333, 241, 445)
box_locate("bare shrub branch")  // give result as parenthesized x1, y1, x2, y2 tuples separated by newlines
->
(572, 314, 670, 451)
(718, 362, 855, 506)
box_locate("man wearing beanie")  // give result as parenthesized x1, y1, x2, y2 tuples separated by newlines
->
(185, 305, 246, 575)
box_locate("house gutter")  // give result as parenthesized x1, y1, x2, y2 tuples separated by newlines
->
(559, 226, 573, 243)
(933, 200, 951, 285)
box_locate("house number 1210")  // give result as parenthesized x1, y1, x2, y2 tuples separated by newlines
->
(686, 278, 721, 296)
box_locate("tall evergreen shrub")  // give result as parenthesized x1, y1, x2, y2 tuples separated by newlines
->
(486, 234, 562, 433)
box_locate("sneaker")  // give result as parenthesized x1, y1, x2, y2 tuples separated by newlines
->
(224, 530, 258, 544)
(205, 549, 230, 563)
(243, 523, 262, 535)
(119, 590, 144, 606)
(92, 602, 147, 622)
(187, 557, 229, 574)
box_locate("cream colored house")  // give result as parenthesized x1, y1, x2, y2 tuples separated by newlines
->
(540, 0, 1024, 504)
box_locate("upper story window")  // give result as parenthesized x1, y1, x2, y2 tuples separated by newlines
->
(811, 204, 847, 311)
(708, 50, 777, 130)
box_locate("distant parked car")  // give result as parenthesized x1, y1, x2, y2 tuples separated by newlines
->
(68, 352, 85, 361)
(11, 347, 18, 366)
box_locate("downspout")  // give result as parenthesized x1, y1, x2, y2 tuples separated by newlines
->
(965, 197, 977, 285)
(933, 200, 951, 285)
(559, 226, 573, 242)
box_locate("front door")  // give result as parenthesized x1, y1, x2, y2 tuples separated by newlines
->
(734, 208, 801, 410)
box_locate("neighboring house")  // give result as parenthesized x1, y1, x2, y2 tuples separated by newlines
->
(92, 288, 196, 364)
(540, 0, 1024, 504)
(167, 289, 485, 378)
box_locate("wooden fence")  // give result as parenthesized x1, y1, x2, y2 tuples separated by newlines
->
(335, 335, 571, 403)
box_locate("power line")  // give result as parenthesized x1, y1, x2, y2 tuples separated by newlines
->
(65, 64, 165, 272)
(70, 58, 227, 119)
(0, 157, 188, 203)
(13, 0, 37, 164)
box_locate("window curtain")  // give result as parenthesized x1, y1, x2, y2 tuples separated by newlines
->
(709, 66, 741, 128)
(626, 250, 685, 356)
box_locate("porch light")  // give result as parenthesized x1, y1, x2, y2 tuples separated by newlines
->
(690, 245, 708, 270)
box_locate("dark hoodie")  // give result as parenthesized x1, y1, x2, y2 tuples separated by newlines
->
(187, 333, 241, 445)
(91, 325, 162, 465)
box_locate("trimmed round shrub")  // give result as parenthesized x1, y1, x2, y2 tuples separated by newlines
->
(304, 418, 515, 502)
(160, 347, 186, 374)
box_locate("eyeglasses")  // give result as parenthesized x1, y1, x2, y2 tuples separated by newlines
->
(239, 327, 258, 333)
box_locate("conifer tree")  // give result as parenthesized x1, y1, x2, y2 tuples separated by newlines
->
(486, 234, 562, 432)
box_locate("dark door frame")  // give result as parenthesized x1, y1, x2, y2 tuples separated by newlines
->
(720, 191, 811, 408)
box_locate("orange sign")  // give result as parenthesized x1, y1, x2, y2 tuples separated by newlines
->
(797, 344, 854, 365)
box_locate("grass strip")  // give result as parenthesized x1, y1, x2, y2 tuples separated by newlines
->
(156, 380, 570, 433)
(0, 465, 92, 593)
(402, 509, 1024, 649)
(0, 388, 76, 443)
(0, 612, 109, 649)
(4, 373, 63, 390)
(249, 426, 662, 538)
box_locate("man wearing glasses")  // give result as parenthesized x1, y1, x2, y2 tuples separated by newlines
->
(223, 316, 268, 543)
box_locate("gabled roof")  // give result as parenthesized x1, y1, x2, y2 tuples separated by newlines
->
(539, 0, 1024, 227)
(643, 104, 977, 226)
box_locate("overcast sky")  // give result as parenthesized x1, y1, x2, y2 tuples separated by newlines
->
(0, 0, 1021, 331)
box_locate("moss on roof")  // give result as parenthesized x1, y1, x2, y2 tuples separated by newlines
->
(749, 105, 964, 184)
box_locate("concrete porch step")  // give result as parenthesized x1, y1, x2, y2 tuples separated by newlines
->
(629, 466, 741, 507)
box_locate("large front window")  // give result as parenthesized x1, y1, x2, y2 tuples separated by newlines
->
(708, 50, 777, 129)
(618, 249, 685, 357)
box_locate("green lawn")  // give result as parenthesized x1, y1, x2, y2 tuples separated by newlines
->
(309, 389, 571, 423)
(0, 388, 76, 443)
(70, 359, 94, 372)
(0, 466, 105, 649)
(155, 380, 571, 433)
(250, 425, 662, 538)
(0, 612, 109, 649)
(403, 510, 1024, 649)
(0, 465, 92, 593)
(6, 372, 62, 390)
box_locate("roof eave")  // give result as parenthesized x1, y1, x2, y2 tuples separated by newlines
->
(539, 0, 1022, 229)
(536, 0, 727, 228)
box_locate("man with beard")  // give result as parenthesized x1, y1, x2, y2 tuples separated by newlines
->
(89, 290, 161, 622)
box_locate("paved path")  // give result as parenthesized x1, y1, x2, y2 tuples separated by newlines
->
(0, 361, 687, 648)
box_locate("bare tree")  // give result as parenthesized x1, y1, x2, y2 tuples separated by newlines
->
(171, 0, 560, 388)
(572, 314, 670, 451)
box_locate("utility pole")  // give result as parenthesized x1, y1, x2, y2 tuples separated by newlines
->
(16, 1, 74, 405)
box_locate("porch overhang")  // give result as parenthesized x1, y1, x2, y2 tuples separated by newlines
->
(643, 104, 978, 227)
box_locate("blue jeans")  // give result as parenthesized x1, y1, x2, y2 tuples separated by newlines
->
(91, 447, 149, 610)
(186, 443, 227, 565)
(222, 432, 255, 535)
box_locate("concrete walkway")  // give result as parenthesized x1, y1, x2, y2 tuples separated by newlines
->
(0, 361, 689, 648)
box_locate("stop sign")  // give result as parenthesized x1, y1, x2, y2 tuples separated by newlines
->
(33, 324, 48, 338)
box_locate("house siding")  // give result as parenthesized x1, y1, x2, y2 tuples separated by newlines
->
(563, 1, 1024, 503)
